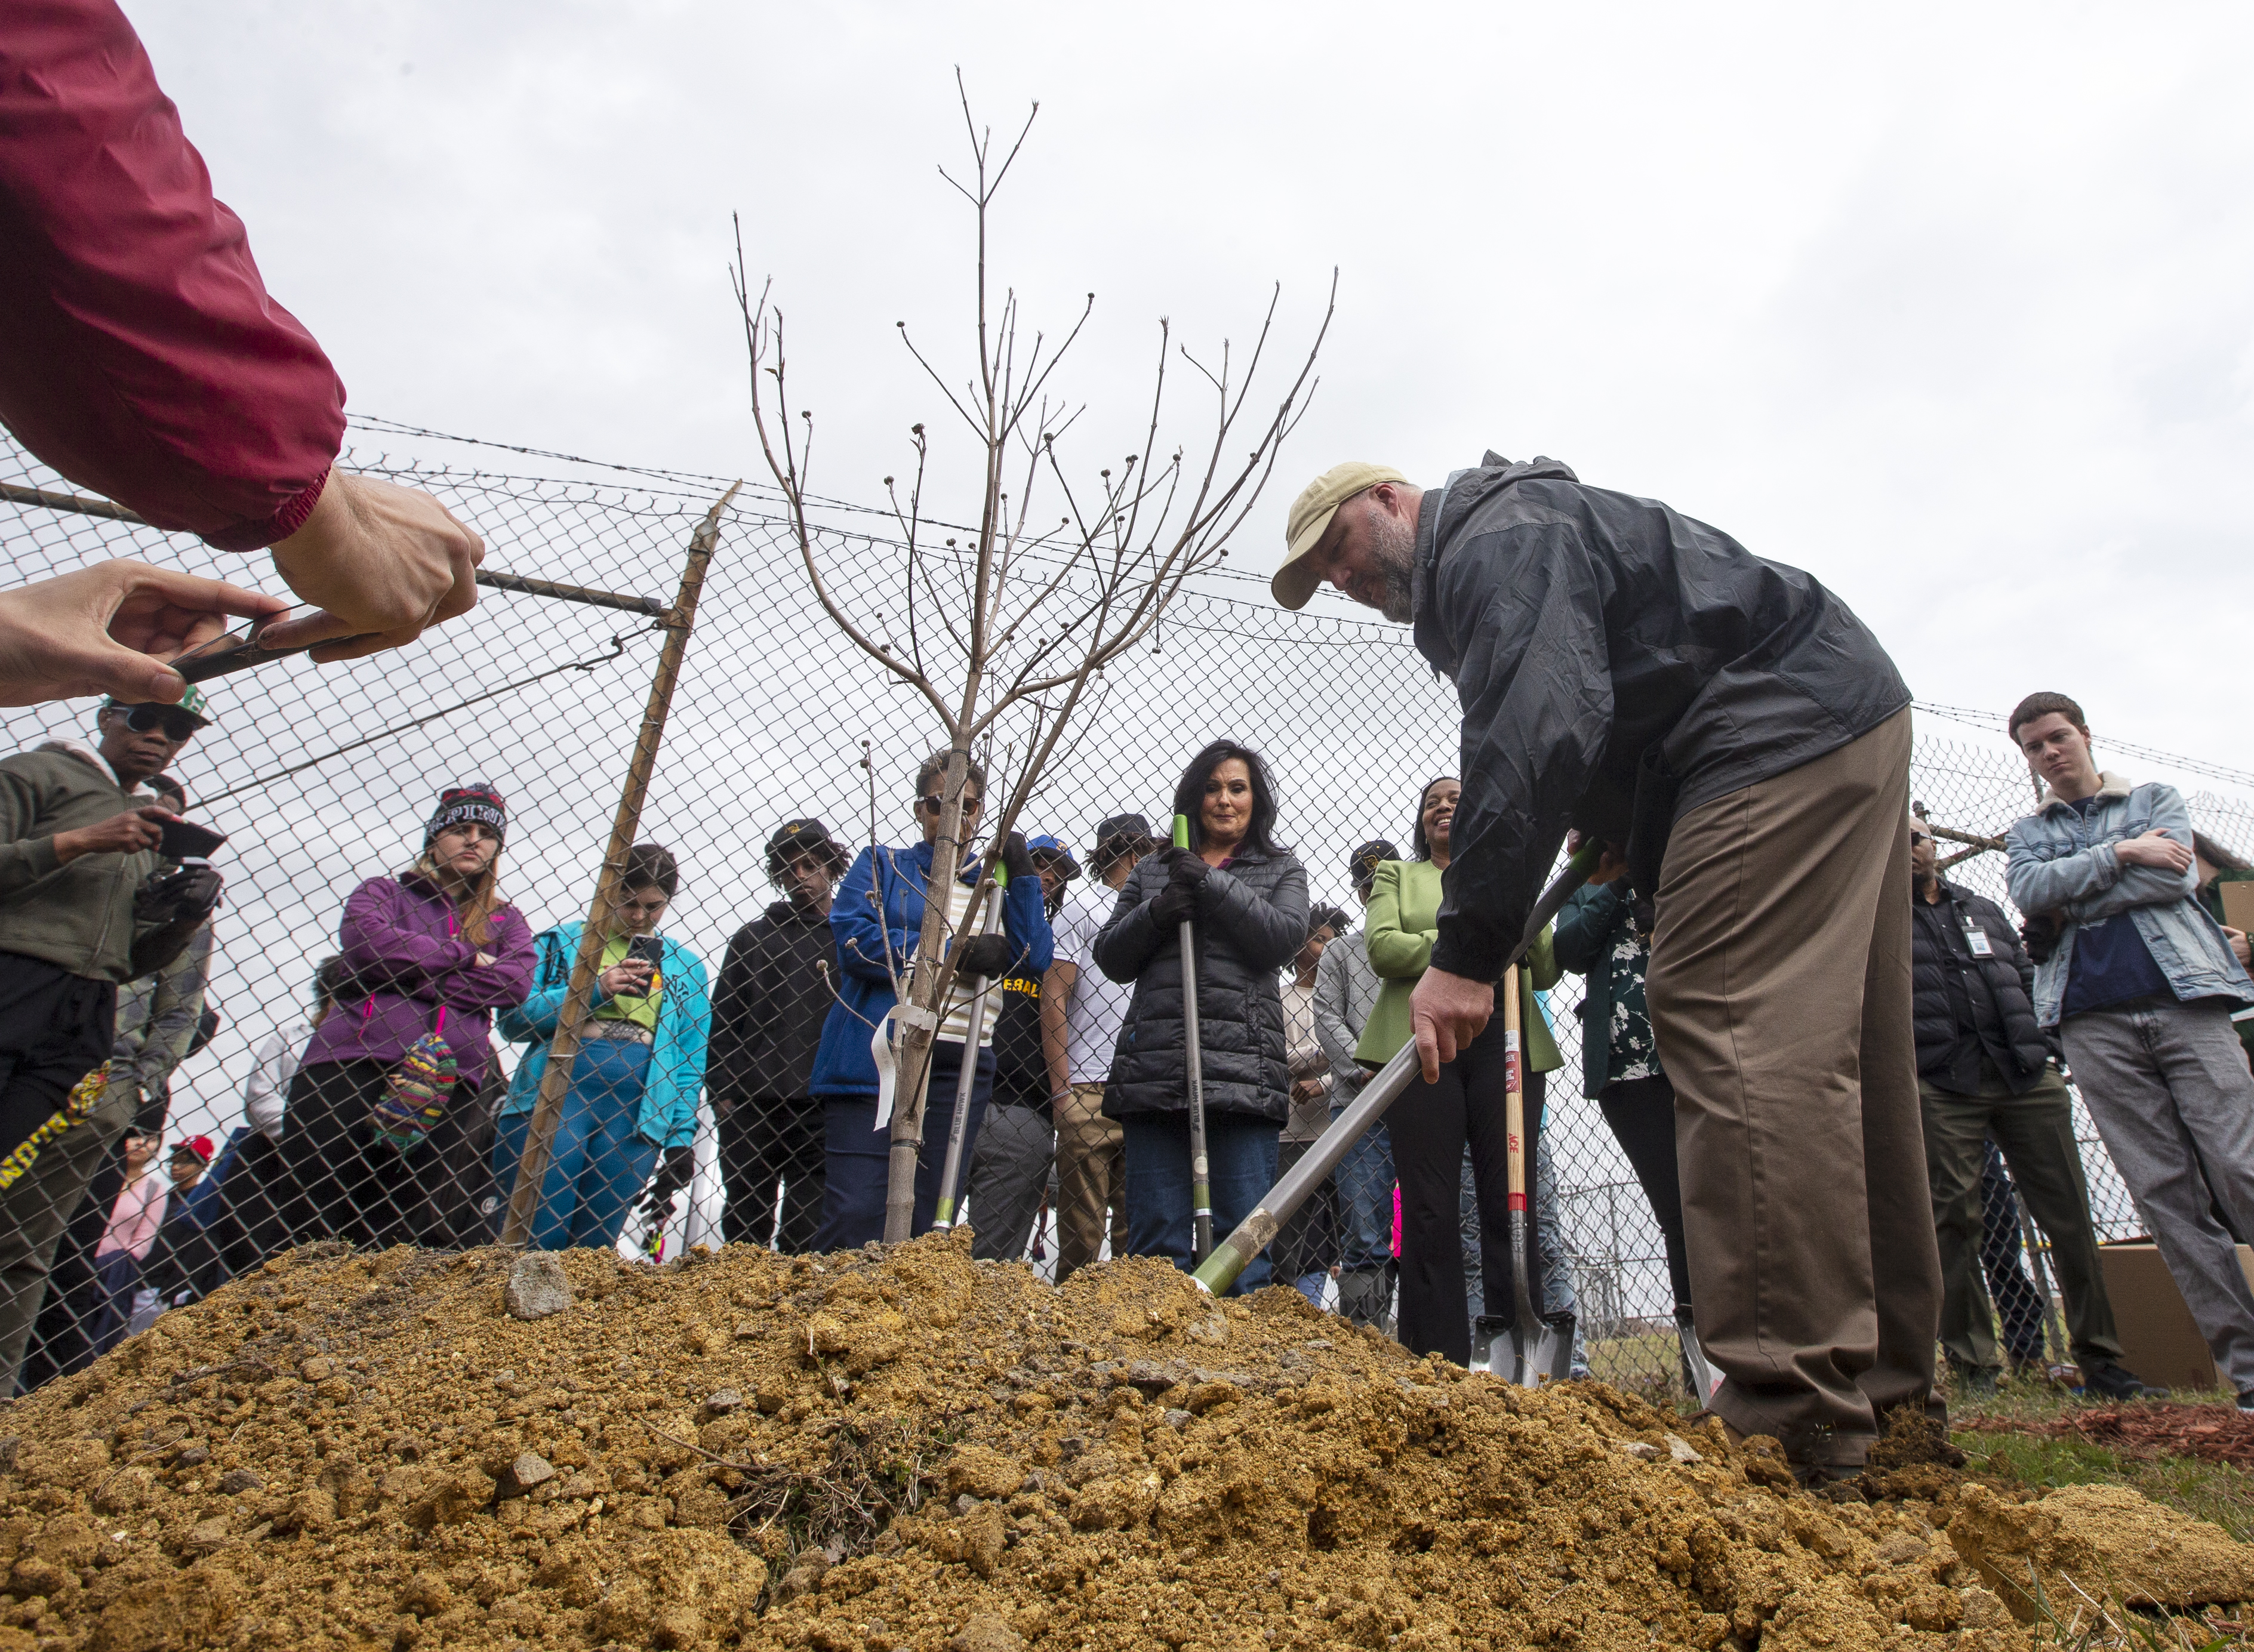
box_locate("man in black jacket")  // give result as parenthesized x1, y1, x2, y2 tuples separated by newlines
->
(709, 818, 846, 1252)
(1907, 815, 2157, 1400)
(1276, 456, 1939, 1478)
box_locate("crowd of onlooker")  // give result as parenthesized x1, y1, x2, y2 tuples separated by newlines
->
(1, 692, 2250, 1413)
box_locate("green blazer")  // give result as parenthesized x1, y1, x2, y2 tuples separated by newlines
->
(1353, 858, 1562, 1072)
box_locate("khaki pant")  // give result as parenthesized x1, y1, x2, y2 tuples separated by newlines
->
(1919, 1068, 2122, 1374)
(1646, 708, 1941, 1460)
(1054, 1083, 1123, 1281)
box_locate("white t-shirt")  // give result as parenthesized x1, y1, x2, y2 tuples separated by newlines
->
(1056, 884, 1134, 1085)
(935, 872, 998, 1047)
(244, 1020, 315, 1140)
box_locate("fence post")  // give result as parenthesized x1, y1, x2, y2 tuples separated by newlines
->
(498, 481, 740, 1249)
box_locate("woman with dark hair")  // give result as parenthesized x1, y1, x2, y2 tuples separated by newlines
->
(1094, 739, 1310, 1292)
(1356, 775, 1565, 1363)
(278, 785, 537, 1249)
(495, 843, 712, 1250)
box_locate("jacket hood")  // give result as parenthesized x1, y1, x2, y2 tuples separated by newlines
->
(1413, 454, 1581, 677)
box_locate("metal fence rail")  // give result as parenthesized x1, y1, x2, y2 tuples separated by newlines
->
(2, 419, 2247, 1402)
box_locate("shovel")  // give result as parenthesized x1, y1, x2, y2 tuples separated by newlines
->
(1468, 966, 1575, 1387)
(1174, 813, 1215, 1265)
(931, 862, 1006, 1232)
(1193, 842, 1605, 1297)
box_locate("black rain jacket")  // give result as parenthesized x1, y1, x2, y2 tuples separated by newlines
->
(707, 899, 840, 1107)
(1092, 847, 1310, 1123)
(1911, 881, 2051, 1093)
(1412, 454, 1911, 981)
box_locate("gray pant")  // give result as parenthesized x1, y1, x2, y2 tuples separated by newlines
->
(965, 1101, 1054, 1264)
(2061, 998, 2254, 1395)
(0, 1075, 137, 1392)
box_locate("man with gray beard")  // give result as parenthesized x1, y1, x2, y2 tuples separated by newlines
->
(1271, 456, 1935, 1484)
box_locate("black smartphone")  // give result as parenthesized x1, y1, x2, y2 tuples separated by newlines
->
(157, 818, 227, 861)
(626, 935, 664, 970)
(170, 614, 375, 685)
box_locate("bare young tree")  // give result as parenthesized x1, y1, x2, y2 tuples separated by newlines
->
(733, 75, 1332, 1243)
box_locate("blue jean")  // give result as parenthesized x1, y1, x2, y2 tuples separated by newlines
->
(1330, 1093, 1394, 1272)
(812, 1041, 994, 1251)
(1119, 1110, 1280, 1295)
(493, 1037, 660, 1251)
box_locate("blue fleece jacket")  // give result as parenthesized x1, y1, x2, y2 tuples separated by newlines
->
(498, 923, 711, 1149)
(809, 842, 1054, 1099)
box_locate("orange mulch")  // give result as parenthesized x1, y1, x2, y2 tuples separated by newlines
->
(1963, 1403, 2254, 1471)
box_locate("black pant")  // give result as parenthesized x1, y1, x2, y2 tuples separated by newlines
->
(715, 1098, 826, 1252)
(270, 1061, 489, 1251)
(1977, 1142, 2047, 1363)
(1596, 1073, 1693, 1315)
(1390, 1013, 1544, 1366)
(1271, 1137, 1338, 1285)
(0, 951, 116, 1163)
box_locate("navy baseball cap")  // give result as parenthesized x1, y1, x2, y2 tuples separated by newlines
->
(1026, 834, 1082, 879)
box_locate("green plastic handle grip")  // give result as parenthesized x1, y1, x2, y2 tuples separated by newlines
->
(1172, 813, 1191, 851)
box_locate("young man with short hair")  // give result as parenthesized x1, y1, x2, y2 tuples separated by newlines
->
(2004, 692, 2254, 1411)
(1909, 809, 2156, 1400)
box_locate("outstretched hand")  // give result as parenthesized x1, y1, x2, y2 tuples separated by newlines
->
(260, 472, 484, 660)
(1409, 966, 1494, 1083)
(0, 562, 290, 707)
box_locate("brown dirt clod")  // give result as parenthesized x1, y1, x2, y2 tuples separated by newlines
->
(0, 1228, 2240, 1650)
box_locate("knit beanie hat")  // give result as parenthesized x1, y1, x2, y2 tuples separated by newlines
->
(426, 783, 507, 845)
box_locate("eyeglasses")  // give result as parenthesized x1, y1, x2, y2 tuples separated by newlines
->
(121, 705, 204, 741)
(920, 794, 984, 813)
(1908, 833, 1932, 846)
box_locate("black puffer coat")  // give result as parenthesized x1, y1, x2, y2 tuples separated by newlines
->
(1092, 847, 1310, 1123)
(1409, 454, 1911, 981)
(1911, 881, 2050, 1094)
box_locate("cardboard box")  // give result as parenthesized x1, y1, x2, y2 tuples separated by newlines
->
(2219, 879, 2254, 936)
(2095, 1240, 2254, 1393)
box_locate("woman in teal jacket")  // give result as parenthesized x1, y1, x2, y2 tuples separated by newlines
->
(1357, 776, 1562, 1365)
(495, 844, 711, 1250)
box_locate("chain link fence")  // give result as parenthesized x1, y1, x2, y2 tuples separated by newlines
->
(2, 420, 2249, 1403)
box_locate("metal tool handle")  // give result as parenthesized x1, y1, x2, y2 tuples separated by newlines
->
(1192, 842, 1604, 1296)
(931, 864, 1006, 1231)
(1174, 813, 1214, 1265)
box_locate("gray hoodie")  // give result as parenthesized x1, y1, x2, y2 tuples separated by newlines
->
(0, 745, 165, 983)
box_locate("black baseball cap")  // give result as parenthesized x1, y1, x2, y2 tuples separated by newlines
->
(766, 817, 848, 879)
(1350, 840, 1399, 886)
(1094, 813, 1156, 853)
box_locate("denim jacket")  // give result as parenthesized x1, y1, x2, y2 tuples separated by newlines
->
(2003, 772, 2254, 1028)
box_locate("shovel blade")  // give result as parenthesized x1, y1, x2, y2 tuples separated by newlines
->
(1471, 1314, 1572, 1389)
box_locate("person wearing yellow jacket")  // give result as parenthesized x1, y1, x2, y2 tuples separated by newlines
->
(1357, 776, 1562, 1364)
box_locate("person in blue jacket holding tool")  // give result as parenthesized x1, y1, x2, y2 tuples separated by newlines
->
(808, 750, 1052, 1249)
(494, 843, 710, 1250)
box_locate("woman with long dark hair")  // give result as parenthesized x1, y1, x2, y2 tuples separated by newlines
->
(276, 785, 536, 1249)
(1094, 739, 1309, 1292)
(1356, 775, 1564, 1363)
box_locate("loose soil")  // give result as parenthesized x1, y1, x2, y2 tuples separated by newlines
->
(1962, 1403, 2254, 1472)
(0, 1231, 2243, 1651)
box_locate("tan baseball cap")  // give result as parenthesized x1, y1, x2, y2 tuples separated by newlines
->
(1271, 461, 1409, 610)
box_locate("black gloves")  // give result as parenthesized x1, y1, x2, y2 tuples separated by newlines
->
(1150, 879, 1196, 927)
(1161, 846, 1211, 886)
(956, 933, 1013, 979)
(2021, 914, 2060, 965)
(999, 831, 1036, 882)
(134, 864, 223, 926)
(636, 1144, 696, 1220)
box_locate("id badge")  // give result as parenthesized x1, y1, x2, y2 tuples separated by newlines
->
(1964, 924, 1994, 958)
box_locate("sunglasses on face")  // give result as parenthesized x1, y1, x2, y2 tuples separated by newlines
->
(121, 705, 203, 741)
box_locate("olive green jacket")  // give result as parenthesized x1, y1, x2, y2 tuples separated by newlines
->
(1353, 858, 1562, 1072)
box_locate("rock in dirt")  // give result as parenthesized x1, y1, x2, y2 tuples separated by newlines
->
(949, 1612, 1026, 1652)
(1947, 1481, 2254, 1619)
(502, 1250, 573, 1319)
(495, 1449, 555, 1500)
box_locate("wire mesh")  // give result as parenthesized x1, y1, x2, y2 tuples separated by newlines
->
(2, 420, 2249, 1404)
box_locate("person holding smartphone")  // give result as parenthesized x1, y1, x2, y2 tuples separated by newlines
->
(0, 689, 223, 1393)
(495, 843, 710, 1250)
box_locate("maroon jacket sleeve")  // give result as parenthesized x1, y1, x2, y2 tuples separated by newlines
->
(0, 0, 346, 550)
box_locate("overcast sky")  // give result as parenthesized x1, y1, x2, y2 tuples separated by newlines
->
(134, 0, 2254, 769)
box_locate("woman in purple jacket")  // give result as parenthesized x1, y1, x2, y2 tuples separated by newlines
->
(270, 785, 535, 1249)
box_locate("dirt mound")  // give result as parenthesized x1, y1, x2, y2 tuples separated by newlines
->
(1947, 1482, 2254, 1620)
(0, 1231, 2232, 1651)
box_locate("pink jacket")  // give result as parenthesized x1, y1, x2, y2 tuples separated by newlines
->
(0, 0, 346, 548)
(95, 1172, 168, 1262)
